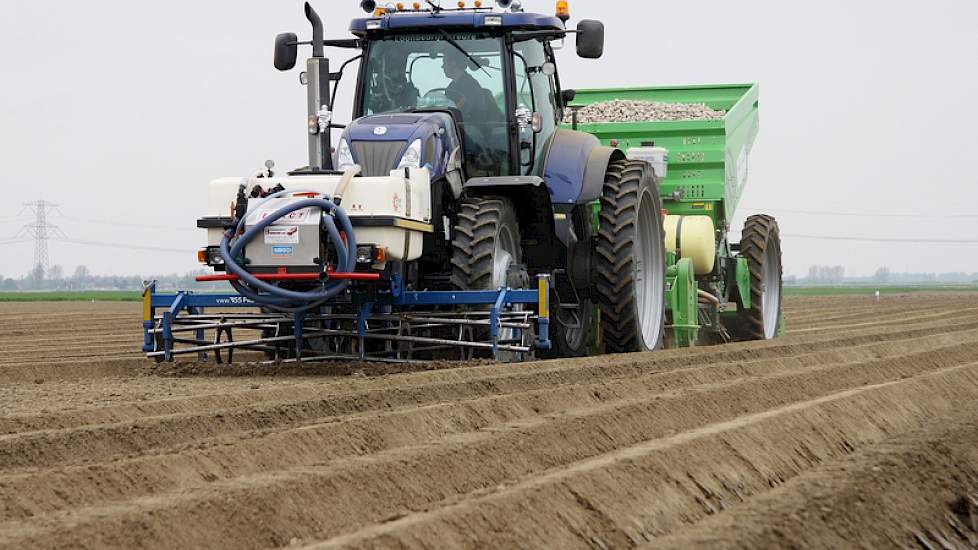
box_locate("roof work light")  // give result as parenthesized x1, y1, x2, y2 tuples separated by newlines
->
(555, 0, 570, 22)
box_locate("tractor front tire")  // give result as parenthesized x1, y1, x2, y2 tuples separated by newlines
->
(730, 214, 783, 340)
(595, 159, 667, 353)
(451, 196, 531, 361)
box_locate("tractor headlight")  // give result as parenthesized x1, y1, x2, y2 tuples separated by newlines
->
(396, 139, 423, 169)
(336, 139, 356, 170)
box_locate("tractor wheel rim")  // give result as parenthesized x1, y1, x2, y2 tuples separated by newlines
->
(635, 190, 665, 347)
(493, 223, 521, 350)
(492, 225, 517, 289)
(558, 306, 586, 349)
(761, 239, 781, 338)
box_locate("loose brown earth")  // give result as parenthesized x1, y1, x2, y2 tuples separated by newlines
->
(1, 294, 978, 549)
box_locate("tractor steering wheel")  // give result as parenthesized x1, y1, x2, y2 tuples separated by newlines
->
(420, 88, 456, 109)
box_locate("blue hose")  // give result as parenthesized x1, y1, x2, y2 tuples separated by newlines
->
(218, 192, 357, 312)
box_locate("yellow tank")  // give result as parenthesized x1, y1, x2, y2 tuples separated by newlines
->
(663, 215, 716, 275)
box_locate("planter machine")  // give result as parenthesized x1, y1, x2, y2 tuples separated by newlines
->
(143, 0, 782, 364)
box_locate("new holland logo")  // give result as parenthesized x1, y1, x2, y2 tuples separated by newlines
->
(373, 126, 388, 136)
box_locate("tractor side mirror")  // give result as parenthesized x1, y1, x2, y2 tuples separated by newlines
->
(561, 89, 576, 106)
(274, 32, 298, 71)
(576, 20, 604, 59)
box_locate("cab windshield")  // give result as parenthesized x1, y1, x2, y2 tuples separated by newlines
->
(360, 32, 510, 176)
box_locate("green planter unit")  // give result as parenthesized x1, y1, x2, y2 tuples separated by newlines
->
(564, 83, 759, 230)
(563, 83, 781, 346)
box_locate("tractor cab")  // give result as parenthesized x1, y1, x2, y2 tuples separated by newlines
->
(341, 5, 604, 183)
(274, 1, 604, 185)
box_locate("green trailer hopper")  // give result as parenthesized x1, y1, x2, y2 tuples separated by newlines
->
(564, 83, 759, 231)
(563, 83, 781, 345)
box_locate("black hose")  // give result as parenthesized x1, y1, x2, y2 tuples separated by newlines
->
(218, 195, 357, 312)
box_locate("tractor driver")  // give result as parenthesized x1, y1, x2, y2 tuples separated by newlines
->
(442, 50, 506, 175)
(370, 48, 419, 114)
(442, 51, 502, 123)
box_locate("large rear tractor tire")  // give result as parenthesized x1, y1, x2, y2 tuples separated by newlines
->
(730, 214, 783, 340)
(451, 196, 531, 361)
(595, 159, 667, 353)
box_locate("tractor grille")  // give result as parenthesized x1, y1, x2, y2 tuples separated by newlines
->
(351, 141, 405, 177)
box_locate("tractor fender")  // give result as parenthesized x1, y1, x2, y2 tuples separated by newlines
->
(541, 129, 625, 205)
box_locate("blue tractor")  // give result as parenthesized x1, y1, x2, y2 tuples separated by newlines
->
(158, 1, 667, 363)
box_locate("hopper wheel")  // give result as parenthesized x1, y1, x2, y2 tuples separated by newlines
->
(595, 159, 667, 352)
(450, 196, 532, 362)
(730, 214, 783, 340)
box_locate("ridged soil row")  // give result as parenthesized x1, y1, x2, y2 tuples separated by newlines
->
(778, 298, 934, 326)
(310, 363, 978, 550)
(788, 306, 978, 333)
(646, 407, 978, 549)
(0, 358, 152, 383)
(784, 304, 976, 331)
(0, 346, 138, 365)
(4, 323, 978, 474)
(2, 329, 976, 522)
(0, 319, 136, 336)
(782, 307, 978, 337)
(3, 313, 978, 438)
(764, 309, 978, 344)
(781, 295, 974, 325)
(2, 341, 977, 548)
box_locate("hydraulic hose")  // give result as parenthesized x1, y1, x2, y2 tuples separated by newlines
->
(218, 189, 358, 313)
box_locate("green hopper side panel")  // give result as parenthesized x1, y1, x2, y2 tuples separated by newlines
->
(562, 83, 759, 228)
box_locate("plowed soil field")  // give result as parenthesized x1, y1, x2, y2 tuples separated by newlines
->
(2, 294, 978, 549)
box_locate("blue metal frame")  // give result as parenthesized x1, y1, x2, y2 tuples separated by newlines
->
(142, 276, 551, 362)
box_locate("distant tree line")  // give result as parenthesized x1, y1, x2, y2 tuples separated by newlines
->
(0, 265, 223, 292)
(806, 265, 846, 285)
(790, 265, 978, 286)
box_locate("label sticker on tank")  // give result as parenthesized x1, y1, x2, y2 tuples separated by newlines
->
(271, 246, 294, 256)
(264, 226, 299, 244)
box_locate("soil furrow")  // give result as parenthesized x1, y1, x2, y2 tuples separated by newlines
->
(2, 330, 975, 520)
(2, 346, 976, 548)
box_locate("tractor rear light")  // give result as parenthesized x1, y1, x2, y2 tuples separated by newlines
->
(356, 245, 388, 264)
(199, 248, 224, 266)
(356, 246, 373, 264)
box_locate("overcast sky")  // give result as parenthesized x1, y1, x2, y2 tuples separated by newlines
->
(1, 0, 976, 279)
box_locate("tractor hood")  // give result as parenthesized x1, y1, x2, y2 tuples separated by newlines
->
(338, 112, 461, 178)
(345, 113, 438, 142)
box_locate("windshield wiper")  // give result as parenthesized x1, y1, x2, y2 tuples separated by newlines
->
(438, 30, 491, 77)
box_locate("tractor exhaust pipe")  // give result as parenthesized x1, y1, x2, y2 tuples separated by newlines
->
(303, 2, 332, 170)
(304, 2, 324, 58)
